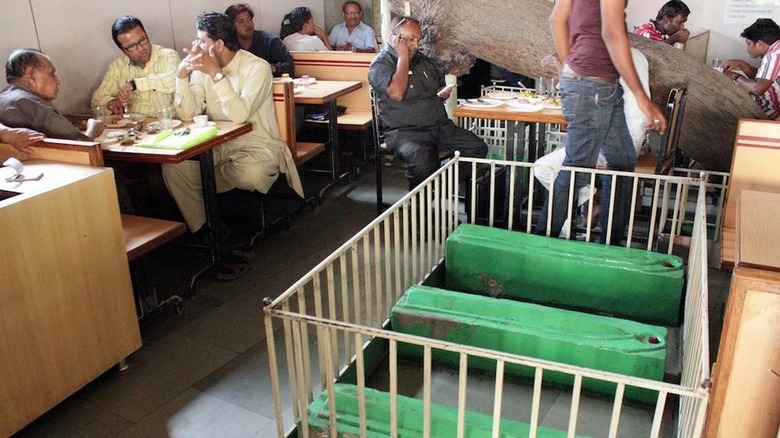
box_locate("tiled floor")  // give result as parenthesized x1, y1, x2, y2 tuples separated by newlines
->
(13, 161, 732, 438)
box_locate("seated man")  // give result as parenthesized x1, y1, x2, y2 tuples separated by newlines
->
(282, 7, 332, 51)
(329, 1, 377, 53)
(535, 48, 651, 237)
(368, 16, 487, 190)
(634, 0, 690, 46)
(0, 49, 103, 141)
(0, 121, 43, 153)
(722, 18, 780, 120)
(91, 16, 180, 117)
(165, 12, 303, 237)
(225, 3, 294, 77)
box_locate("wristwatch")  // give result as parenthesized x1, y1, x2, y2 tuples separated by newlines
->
(212, 72, 225, 83)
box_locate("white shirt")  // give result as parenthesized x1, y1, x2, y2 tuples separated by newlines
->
(283, 33, 329, 52)
(328, 21, 377, 50)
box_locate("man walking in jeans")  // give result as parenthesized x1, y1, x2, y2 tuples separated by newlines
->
(536, 0, 667, 244)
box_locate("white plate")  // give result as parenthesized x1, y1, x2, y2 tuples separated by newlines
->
(485, 91, 518, 100)
(96, 129, 128, 143)
(188, 121, 217, 128)
(106, 113, 145, 128)
(505, 103, 544, 112)
(459, 98, 504, 108)
(543, 104, 562, 110)
(293, 77, 317, 86)
(147, 120, 183, 130)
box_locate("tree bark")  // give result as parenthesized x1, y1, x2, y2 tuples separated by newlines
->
(387, 0, 768, 170)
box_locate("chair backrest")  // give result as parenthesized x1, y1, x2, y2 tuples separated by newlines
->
(0, 138, 104, 166)
(654, 86, 688, 174)
(272, 81, 297, 150)
(369, 86, 387, 155)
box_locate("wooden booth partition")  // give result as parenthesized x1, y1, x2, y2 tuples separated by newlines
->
(291, 51, 376, 130)
(0, 161, 141, 436)
(720, 119, 780, 269)
(705, 189, 780, 438)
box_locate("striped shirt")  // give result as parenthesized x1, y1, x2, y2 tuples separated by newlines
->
(91, 44, 180, 117)
(634, 21, 665, 42)
(755, 40, 780, 120)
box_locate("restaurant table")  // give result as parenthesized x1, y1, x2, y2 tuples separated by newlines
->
(454, 103, 566, 226)
(453, 104, 566, 162)
(293, 80, 362, 195)
(102, 119, 252, 266)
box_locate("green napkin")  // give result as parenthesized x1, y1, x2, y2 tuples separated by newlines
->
(136, 126, 219, 150)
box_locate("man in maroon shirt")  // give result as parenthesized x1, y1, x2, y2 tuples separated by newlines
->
(537, 0, 666, 244)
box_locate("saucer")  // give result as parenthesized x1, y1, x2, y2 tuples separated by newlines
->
(189, 121, 216, 128)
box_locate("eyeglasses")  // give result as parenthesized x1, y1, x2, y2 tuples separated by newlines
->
(122, 35, 149, 53)
(345, 11, 361, 16)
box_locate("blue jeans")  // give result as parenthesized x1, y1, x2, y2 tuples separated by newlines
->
(536, 70, 637, 244)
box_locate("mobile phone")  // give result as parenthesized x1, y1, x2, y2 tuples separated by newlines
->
(437, 83, 457, 97)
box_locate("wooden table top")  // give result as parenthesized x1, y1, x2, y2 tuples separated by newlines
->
(737, 189, 780, 270)
(453, 103, 566, 125)
(292, 80, 362, 105)
(100, 119, 252, 164)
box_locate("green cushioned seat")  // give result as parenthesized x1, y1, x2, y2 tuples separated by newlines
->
(391, 285, 667, 403)
(445, 224, 684, 326)
(307, 383, 591, 437)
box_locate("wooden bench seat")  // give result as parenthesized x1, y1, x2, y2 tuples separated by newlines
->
(303, 111, 373, 130)
(122, 214, 186, 261)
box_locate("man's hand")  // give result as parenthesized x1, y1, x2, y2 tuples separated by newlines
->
(178, 41, 203, 79)
(0, 127, 44, 153)
(107, 98, 126, 115)
(393, 35, 412, 59)
(436, 83, 456, 99)
(667, 28, 690, 44)
(639, 97, 667, 135)
(85, 118, 106, 141)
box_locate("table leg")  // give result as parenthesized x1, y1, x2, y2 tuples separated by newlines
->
(318, 101, 350, 198)
(505, 121, 529, 229)
(199, 150, 220, 262)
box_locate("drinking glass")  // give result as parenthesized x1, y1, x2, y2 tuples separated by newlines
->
(711, 58, 723, 72)
(157, 107, 173, 130)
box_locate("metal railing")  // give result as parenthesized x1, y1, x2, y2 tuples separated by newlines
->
(264, 156, 712, 437)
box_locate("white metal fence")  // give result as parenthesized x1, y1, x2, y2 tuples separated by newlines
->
(264, 156, 712, 437)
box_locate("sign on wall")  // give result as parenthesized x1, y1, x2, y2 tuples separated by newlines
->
(724, 0, 780, 23)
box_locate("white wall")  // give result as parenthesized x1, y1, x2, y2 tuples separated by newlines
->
(0, 0, 325, 114)
(625, 0, 766, 67)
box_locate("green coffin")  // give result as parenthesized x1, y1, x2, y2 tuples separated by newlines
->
(307, 383, 591, 437)
(391, 286, 667, 403)
(445, 224, 684, 326)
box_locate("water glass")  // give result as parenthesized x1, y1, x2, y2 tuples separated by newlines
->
(711, 58, 723, 72)
(535, 77, 547, 97)
(157, 107, 173, 130)
(92, 106, 107, 122)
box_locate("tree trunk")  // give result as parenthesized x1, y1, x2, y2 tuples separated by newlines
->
(387, 0, 767, 171)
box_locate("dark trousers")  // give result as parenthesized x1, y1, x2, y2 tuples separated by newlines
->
(385, 122, 487, 190)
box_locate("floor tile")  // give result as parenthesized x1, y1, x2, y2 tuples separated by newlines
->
(75, 332, 237, 423)
(113, 388, 270, 438)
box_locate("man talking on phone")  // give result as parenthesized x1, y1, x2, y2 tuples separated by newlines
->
(368, 16, 487, 190)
